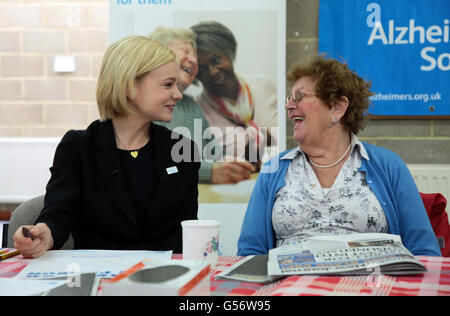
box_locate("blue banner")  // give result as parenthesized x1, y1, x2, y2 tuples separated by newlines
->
(319, 0, 450, 116)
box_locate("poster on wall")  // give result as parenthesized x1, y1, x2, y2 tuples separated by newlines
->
(319, 0, 450, 117)
(110, 0, 286, 254)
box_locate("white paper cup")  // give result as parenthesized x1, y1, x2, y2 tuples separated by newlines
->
(181, 220, 220, 266)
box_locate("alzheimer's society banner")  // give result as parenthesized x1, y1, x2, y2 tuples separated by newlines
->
(319, 0, 449, 116)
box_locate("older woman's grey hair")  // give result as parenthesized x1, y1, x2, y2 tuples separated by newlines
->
(190, 21, 237, 62)
(148, 26, 196, 50)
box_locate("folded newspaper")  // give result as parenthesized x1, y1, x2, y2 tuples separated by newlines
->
(268, 233, 426, 277)
(217, 233, 426, 283)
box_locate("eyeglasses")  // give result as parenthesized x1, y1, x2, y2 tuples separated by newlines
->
(286, 90, 319, 104)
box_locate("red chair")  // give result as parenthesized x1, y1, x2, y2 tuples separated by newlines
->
(420, 193, 450, 257)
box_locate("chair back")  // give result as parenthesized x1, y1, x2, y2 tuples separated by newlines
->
(7, 195, 74, 249)
(421, 192, 450, 257)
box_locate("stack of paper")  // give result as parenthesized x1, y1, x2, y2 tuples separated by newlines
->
(15, 250, 172, 280)
(7, 250, 173, 296)
(0, 279, 67, 296)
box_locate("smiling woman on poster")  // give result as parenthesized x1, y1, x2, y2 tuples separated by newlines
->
(191, 21, 278, 167)
(149, 26, 255, 184)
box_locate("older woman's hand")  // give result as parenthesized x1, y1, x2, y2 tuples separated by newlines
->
(13, 223, 54, 258)
(211, 161, 255, 184)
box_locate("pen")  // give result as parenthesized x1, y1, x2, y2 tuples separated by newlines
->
(0, 249, 9, 255)
(0, 249, 21, 261)
(22, 227, 35, 241)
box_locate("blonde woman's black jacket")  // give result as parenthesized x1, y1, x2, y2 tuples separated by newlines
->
(36, 119, 200, 253)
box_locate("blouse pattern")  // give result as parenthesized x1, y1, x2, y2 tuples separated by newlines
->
(272, 137, 389, 247)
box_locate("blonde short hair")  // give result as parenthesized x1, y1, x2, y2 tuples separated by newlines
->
(148, 26, 196, 50)
(96, 35, 175, 120)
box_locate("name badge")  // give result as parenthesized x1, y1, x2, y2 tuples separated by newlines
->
(166, 166, 178, 175)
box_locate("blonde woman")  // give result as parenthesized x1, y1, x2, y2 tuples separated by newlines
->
(14, 36, 200, 258)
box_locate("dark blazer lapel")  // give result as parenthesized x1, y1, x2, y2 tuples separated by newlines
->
(93, 120, 137, 226)
(151, 124, 171, 183)
(147, 124, 183, 212)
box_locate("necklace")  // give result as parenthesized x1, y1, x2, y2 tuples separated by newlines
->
(129, 150, 139, 159)
(115, 136, 148, 159)
(113, 121, 151, 159)
(308, 142, 352, 168)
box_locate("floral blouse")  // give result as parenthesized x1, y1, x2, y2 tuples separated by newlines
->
(272, 135, 389, 247)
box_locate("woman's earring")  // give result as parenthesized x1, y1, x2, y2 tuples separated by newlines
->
(332, 117, 338, 123)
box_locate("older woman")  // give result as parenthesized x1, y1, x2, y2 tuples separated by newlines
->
(191, 21, 278, 166)
(238, 56, 441, 257)
(13, 36, 200, 258)
(149, 26, 254, 184)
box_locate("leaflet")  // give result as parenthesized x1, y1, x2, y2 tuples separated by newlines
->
(15, 249, 173, 279)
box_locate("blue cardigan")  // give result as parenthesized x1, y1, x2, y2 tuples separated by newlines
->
(237, 142, 441, 256)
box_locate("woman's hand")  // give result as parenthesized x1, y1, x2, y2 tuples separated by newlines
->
(211, 161, 255, 184)
(13, 223, 54, 258)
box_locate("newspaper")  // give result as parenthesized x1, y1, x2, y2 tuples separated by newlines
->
(268, 233, 426, 276)
(216, 234, 426, 284)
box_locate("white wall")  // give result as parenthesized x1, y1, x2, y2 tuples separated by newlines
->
(408, 164, 450, 202)
(0, 138, 59, 204)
